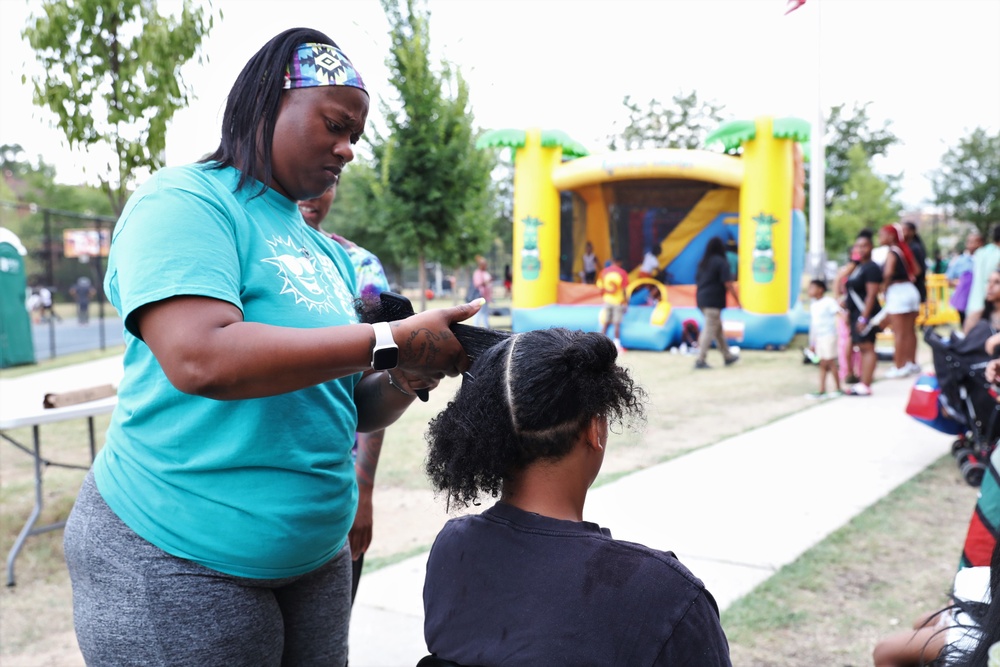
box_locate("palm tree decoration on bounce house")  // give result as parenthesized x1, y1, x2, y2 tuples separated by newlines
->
(704, 116, 811, 316)
(476, 128, 589, 308)
(479, 117, 811, 350)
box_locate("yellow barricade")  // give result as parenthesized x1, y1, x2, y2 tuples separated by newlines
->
(917, 273, 960, 327)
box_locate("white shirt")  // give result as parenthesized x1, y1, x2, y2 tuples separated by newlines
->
(641, 252, 659, 273)
(810, 295, 841, 338)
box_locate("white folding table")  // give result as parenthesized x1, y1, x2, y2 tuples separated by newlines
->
(1, 396, 117, 586)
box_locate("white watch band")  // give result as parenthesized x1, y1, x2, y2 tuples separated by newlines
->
(372, 321, 394, 347)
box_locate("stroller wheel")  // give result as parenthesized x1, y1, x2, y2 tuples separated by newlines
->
(953, 446, 973, 463)
(960, 458, 986, 487)
(951, 438, 968, 456)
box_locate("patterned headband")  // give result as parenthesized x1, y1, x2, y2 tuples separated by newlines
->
(284, 42, 367, 94)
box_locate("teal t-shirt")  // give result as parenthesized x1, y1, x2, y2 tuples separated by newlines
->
(95, 163, 362, 579)
(966, 243, 1000, 314)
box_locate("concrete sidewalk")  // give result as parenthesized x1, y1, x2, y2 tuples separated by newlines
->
(0, 358, 951, 666)
(347, 377, 948, 666)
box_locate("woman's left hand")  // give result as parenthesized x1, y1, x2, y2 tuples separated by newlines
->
(386, 368, 441, 397)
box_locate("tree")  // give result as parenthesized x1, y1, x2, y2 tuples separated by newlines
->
(23, 0, 213, 214)
(822, 102, 900, 208)
(932, 127, 1000, 238)
(362, 0, 496, 310)
(607, 90, 727, 151)
(825, 144, 901, 258)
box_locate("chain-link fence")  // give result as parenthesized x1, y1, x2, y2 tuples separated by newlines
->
(1, 201, 123, 362)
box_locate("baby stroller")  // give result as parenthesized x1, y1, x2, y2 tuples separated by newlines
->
(912, 326, 1000, 486)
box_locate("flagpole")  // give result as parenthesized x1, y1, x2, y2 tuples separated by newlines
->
(807, 0, 826, 278)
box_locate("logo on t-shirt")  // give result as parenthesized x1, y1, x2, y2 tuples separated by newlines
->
(262, 235, 357, 317)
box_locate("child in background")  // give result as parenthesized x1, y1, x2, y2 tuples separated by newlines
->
(807, 278, 843, 399)
(597, 257, 629, 350)
(834, 245, 863, 384)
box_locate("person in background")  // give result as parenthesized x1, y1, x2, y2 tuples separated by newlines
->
(597, 256, 629, 350)
(903, 221, 928, 306)
(472, 256, 493, 329)
(725, 238, 739, 280)
(639, 243, 662, 280)
(38, 282, 59, 323)
(932, 251, 949, 275)
(878, 224, 922, 378)
(844, 229, 882, 396)
(964, 224, 1000, 334)
(948, 231, 985, 327)
(62, 28, 481, 665)
(872, 541, 997, 667)
(422, 328, 732, 666)
(694, 237, 740, 370)
(503, 264, 512, 298)
(298, 176, 390, 605)
(679, 318, 700, 354)
(872, 445, 1000, 667)
(69, 275, 96, 325)
(805, 278, 842, 399)
(580, 240, 599, 284)
(834, 244, 863, 385)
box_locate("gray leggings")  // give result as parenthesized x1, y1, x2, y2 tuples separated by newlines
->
(64, 472, 352, 667)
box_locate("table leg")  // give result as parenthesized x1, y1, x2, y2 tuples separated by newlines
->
(6, 426, 45, 587)
(3, 418, 99, 586)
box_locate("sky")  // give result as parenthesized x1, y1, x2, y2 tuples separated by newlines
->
(1, 0, 998, 211)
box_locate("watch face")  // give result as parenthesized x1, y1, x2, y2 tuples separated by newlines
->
(373, 346, 399, 371)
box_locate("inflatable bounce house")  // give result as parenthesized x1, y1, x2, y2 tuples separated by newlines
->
(477, 116, 811, 350)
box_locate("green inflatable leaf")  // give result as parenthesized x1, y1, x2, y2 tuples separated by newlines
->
(704, 120, 757, 152)
(772, 117, 811, 143)
(540, 129, 590, 158)
(476, 128, 527, 150)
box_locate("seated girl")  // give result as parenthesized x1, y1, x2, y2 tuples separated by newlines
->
(421, 328, 732, 666)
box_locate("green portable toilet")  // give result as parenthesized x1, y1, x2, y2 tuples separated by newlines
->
(0, 228, 36, 368)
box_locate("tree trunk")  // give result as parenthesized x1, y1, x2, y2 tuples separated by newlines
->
(418, 251, 427, 312)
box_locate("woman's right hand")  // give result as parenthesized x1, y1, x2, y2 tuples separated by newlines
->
(389, 299, 485, 379)
(985, 332, 1000, 357)
(986, 358, 1000, 384)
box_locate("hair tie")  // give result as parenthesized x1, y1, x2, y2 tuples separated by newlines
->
(284, 43, 367, 94)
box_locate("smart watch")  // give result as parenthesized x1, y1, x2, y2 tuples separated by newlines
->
(370, 321, 399, 371)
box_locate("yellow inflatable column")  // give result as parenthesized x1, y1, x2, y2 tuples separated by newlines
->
(512, 128, 562, 309)
(738, 117, 793, 315)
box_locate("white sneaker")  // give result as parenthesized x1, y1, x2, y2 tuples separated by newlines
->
(883, 365, 908, 379)
(847, 383, 872, 396)
(905, 362, 922, 375)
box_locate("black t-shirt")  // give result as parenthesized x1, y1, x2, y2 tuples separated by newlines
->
(696, 255, 732, 310)
(909, 240, 927, 277)
(888, 247, 911, 282)
(909, 239, 928, 301)
(846, 260, 883, 319)
(424, 503, 732, 667)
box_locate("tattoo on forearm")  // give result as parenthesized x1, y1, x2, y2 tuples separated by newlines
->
(355, 430, 385, 488)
